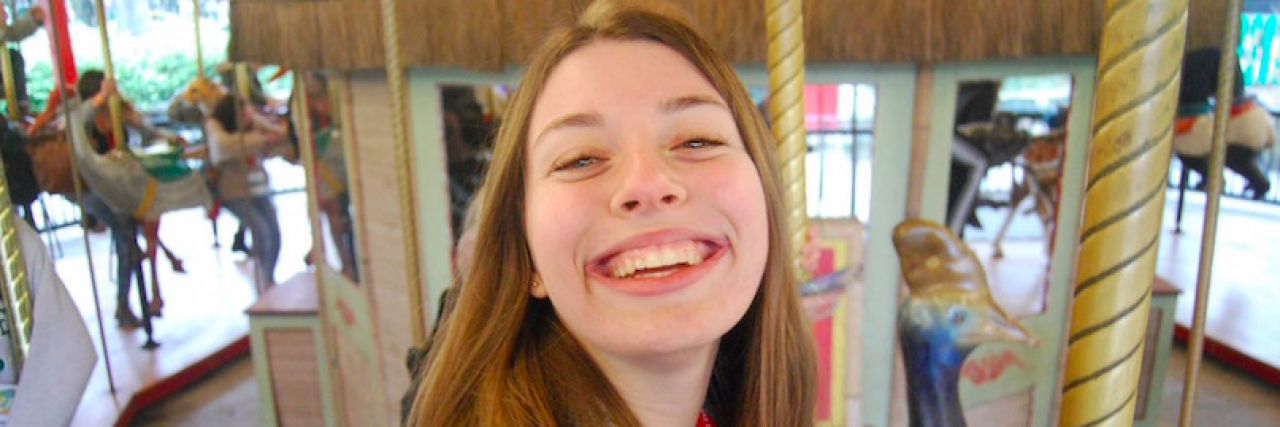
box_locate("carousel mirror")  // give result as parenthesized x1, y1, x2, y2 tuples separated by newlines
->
(946, 74, 1072, 318)
(296, 71, 358, 283)
(439, 84, 501, 280)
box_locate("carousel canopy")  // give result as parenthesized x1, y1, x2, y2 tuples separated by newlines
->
(228, 0, 1232, 71)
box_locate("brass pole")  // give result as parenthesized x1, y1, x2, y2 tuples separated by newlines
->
(92, 0, 125, 151)
(233, 62, 251, 101)
(0, 0, 20, 119)
(48, 0, 116, 392)
(1179, 0, 1244, 424)
(765, 0, 809, 282)
(1059, 0, 1188, 425)
(379, 0, 425, 345)
(191, 0, 203, 77)
(906, 65, 933, 218)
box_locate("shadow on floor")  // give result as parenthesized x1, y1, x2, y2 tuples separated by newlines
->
(131, 355, 260, 426)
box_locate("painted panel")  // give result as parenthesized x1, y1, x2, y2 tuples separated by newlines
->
(265, 328, 324, 426)
(347, 71, 417, 422)
(737, 63, 916, 427)
(910, 57, 1097, 427)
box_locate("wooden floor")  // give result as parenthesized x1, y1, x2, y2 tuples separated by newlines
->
(42, 182, 1278, 424)
(1157, 189, 1280, 388)
(965, 188, 1280, 390)
(42, 191, 315, 426)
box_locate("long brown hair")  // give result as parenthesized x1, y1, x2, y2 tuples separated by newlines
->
(408, 1, 816, 425)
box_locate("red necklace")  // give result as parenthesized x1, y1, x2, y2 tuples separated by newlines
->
(696, 411, 716, 427)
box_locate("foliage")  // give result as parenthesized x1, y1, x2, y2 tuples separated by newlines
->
(1242, 14, 1280, 86)
(14, 8, 232, 113)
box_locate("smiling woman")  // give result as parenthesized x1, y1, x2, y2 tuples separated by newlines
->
(405, 1, 816, 426)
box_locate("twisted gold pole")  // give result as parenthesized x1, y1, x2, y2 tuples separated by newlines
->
(379, 0, 425, 345)
(1179, 0, 1244, 425)
(0, 141, 29, 382)
(0, 1, 31, 375)
(0, 155, 31, 377)
(0, 0, 18, 119)
(765, 0, 808, 281)
(1059, 0, 1188, 425)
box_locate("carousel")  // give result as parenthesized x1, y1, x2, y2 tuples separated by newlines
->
(0, 0, 1268, 426)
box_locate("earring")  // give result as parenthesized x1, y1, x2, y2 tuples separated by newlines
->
(532, 277, 541, 289)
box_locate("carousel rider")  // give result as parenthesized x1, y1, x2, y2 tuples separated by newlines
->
(28, 71, 189, 326)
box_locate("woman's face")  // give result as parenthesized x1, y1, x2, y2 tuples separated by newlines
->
(524, 40, 768, 361)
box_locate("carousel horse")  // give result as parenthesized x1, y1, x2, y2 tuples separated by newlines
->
(1174, 47, 1275, 200)
(991, 130, 1065, 258)
(948, 110, 1037, 234)
(893, 219, 1037, 427)
(26, 119, 192, 281)
(67, 100, 212, 317)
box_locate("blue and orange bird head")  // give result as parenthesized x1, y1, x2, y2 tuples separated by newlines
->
(892, 219, 1037, 357)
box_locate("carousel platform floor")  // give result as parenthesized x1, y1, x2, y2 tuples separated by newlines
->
(42, 191, 313, 426)
(1157, 189, 1280, 390)
(131, 189, 1280, 427)
(967, 188, 1280, 391)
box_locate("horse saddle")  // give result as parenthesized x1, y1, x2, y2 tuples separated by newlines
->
(129, 142, 194, 182)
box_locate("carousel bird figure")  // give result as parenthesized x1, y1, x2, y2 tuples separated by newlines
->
(893, 219, 1037, 427)
(1174, 47, 1274, 200)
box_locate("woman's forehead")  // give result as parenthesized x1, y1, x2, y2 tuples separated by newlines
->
(528, 40, 728, 132)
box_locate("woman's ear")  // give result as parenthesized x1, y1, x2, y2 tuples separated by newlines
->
(530, 273, 549, 299)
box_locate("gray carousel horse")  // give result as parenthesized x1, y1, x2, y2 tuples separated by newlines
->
(66, 97, 212, 318)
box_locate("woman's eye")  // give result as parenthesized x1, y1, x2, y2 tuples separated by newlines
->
(553, 155, 599, 171)
(680, 137, 726, 150)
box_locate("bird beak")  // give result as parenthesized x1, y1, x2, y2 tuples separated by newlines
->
(978, 306, 1039, 347)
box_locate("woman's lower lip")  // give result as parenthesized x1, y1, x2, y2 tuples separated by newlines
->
(587, 247, 727, 296)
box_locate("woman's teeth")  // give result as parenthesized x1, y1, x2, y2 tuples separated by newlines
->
(609, 241, 706, 279)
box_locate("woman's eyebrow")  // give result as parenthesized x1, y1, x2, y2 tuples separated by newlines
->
(534, 112, 603, 148)
(660, 94, 728, 114)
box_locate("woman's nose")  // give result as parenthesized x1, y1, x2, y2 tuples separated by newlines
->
(611, 150, 687, 214)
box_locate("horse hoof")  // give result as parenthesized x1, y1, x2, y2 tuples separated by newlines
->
(1249, 182, 1271, 200)
(172, 261, 187, 274)
(148, 300, 165, 318)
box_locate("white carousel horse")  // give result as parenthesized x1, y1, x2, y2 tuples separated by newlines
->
(1173, 47, 1275, 200)
(1172, 98, 1275, 199)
